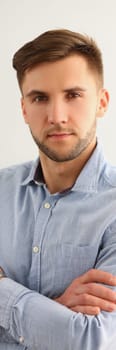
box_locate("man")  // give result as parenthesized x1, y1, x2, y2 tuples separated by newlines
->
(0, 28, 116, 349)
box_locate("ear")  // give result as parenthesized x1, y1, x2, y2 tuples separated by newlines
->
(96, 89, 109, 118)
(21, 97, 29, 124)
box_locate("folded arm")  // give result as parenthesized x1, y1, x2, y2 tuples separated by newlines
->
(54, 269, 116, 315)
(0, 269, 116, 350)
(1, 223, 116, 349)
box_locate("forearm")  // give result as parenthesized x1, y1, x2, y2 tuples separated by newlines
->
(0, 344, 24, 350)
(0, 278, 116, 350)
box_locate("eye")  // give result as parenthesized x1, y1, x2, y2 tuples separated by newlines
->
(66, 91, 81, 100)
(33, 95, 48, 102)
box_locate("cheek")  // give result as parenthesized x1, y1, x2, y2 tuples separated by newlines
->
(24, 105, 45, 124)
(72, 102, 97, 131)
(26, 108, 46, 137)
(78, 100, 97, 118)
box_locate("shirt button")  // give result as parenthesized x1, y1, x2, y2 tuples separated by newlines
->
(19, 336, 24, 344)
(44, 202, 51, 209)
(33, 246, 39, 253)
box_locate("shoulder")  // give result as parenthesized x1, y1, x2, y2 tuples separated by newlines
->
(103, 163, 116, 188)
(0, 160, 35, 185)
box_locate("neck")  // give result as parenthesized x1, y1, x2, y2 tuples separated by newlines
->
(39, 140, 97, 194)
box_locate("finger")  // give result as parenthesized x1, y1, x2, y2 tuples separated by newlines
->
(70, 305, 100, 315)
(71, 293, 116, 312)
(76, 282, 116, 302)
(76, 269, 116, 286)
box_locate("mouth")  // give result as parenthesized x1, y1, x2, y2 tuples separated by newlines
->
(47, 133, 73, 140)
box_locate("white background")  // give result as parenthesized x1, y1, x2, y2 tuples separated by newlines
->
(0, 0, 116, 168)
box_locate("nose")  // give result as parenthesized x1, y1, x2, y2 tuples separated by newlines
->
(47, 99, 68, 124)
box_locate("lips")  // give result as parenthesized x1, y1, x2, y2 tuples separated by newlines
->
(46, 133, 74, 143)
(47, 132, 73, 139)
(47, 129, 74, 136)
(48, 133, 72, 137)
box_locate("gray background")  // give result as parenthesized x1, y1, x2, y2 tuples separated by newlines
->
(0, 0, 116, 167)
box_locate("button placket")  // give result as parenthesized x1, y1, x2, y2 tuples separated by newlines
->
(30, 197, 56, 291)
(33, 246, 39, 253)
(44, 202, 51, 209)
(19, 336, 24, 344)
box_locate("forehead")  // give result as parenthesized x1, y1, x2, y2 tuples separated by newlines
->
(22, 55, 96, 93)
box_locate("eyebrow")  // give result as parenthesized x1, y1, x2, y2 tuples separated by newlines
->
(63, 86, 87, 93)
(25, 86, 87, 98)
(25, 90, 47, 98)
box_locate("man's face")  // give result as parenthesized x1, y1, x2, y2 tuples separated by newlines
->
(21, 55, 108, 162)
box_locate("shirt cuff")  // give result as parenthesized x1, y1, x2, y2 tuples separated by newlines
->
(0, 278, 32, 329)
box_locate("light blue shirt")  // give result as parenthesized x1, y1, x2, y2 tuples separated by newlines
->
(0, 142, 116, 350)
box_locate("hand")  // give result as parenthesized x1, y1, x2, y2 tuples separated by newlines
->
(0, 267, 6, 279)
(54, 269, 116, 315)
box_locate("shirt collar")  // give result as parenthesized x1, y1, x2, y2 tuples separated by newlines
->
(21, 158, 43, 186)
(21, 142, 106, 193)
(72, 142, 106, 193)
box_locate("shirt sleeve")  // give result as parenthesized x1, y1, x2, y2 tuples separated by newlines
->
(0, 276, 116, 350)
(1, 220, 116, 350)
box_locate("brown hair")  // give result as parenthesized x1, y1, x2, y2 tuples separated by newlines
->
(12, 28, 104, 88)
